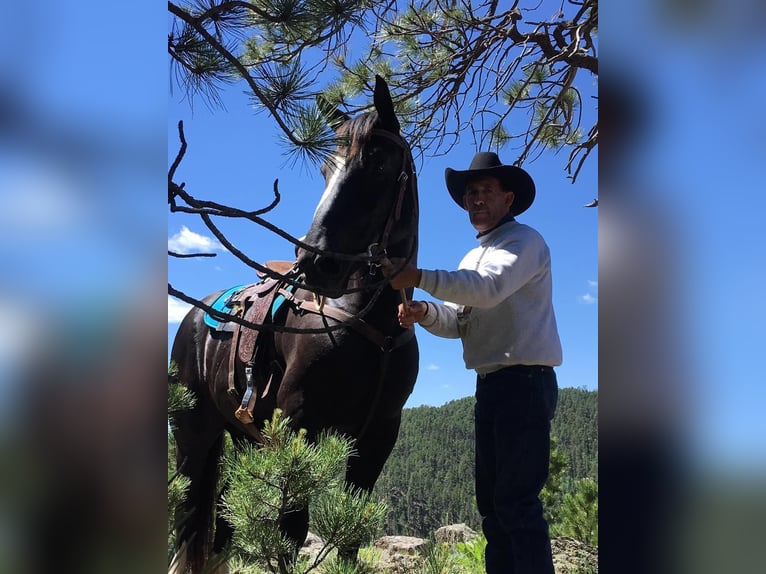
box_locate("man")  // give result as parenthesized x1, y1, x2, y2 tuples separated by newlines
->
(386, 151, 562, 574)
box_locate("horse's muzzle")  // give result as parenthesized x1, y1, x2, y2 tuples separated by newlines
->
(296, 249, 349, 298)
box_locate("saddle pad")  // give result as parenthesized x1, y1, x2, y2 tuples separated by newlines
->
(203, 284, 248, 330)
(271, 284, 295, 317)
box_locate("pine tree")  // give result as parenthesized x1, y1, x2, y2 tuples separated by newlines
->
(541, 438, 570, 529)
(221, 410, 387, 573)
(168, 380, 388, 573)
(553, 477, 598, 545)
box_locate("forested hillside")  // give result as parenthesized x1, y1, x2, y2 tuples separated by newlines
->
(553, 386, 598, 482)
(372, 387, 597, 537)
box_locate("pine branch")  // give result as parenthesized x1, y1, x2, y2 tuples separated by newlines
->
(169, 0, 597, 181)
(169, 1, 305, 146)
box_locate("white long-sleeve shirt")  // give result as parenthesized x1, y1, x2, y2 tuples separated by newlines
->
(418, 218, 562, 375)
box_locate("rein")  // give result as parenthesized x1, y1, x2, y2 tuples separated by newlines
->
(278, 285, 414, 352)
(280, 285, 414, 444)
(352, 129, 418, 441)
(289, 124, 416, 439)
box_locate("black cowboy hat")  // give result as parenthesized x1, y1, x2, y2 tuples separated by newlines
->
(445, 152, 536, 216)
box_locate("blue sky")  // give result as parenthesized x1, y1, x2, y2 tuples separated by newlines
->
(167, 72, 598, 408)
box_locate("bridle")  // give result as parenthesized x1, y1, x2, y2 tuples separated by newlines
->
(297, 126, 418, 317)
(300, 127, 417, 290)
(364, 128, 418, 275)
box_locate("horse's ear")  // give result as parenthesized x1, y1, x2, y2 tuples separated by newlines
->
(317, 94, 349, 129)
(373, 75, 400, 133)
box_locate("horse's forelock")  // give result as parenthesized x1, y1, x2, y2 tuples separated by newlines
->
(336, 111, 380, 161)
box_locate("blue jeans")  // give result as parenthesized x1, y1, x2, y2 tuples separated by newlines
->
(474, 365, 559, 574)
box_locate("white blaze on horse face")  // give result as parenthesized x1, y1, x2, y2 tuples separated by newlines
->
(313, 155, 346, 219)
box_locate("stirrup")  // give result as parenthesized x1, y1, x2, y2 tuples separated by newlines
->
(234, 406, 254, 424)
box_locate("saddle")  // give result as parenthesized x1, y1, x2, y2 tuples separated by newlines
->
(205, 261, 297, 431)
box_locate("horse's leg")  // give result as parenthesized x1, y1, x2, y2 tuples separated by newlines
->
(272, 377, 312, 564)
(279, 506, 310, 569)
(339, 415, 403, 562)
(209, 430, 255, 565)
(172, 406, 226, 574)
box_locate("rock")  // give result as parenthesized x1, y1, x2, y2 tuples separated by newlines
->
(434, 523, 479, 544)
(374, 535, 430, 555)
(373, 535, 431, 572)
(298, 532, 324, 563)
(294, 529, 597, 573)
(551, 537, 598, 574)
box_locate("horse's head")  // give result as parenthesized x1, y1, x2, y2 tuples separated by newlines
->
(296, 76, 418, 298)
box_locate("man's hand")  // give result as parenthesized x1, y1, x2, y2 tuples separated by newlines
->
(382, 258, 422, 290)
(397, 301, 428, 329)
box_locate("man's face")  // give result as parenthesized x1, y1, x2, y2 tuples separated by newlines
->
(462, 176, 515, 233)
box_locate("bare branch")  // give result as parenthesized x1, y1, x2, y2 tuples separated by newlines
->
(168, 120, 187, 208)
(166, 124, 405, 298)
(169, 250, 217, 258)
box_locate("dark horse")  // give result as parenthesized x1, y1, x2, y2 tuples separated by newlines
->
(170, 76, 419, 573)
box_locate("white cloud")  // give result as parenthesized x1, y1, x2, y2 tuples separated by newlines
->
(426, 363, 440, 371)
(168, 296, 193, 323)
(580, 293, 597, 304)
(168, 225, 224, 255)
(579, 279, 598, 304)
